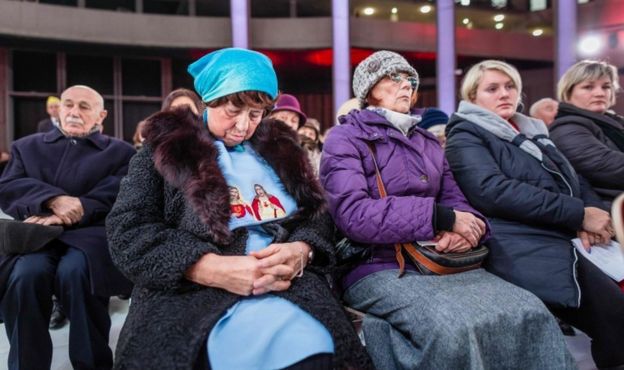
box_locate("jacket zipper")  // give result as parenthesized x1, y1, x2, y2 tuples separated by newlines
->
(542, 162, 581, 306)
(540, 162, 573, 196)
(571, 247, 582, 307)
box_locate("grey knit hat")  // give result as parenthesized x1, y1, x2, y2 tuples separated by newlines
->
(352, 50, 419, 107)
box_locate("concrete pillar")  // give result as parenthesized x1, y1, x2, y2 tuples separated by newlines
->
(230, 0, 250, 49)
(436, 0, 456, 114)
(332, 0, 350, 122)
(555, 0, 577, 80)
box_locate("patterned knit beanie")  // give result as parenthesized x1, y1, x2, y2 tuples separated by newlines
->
(352, 50, 419, 107)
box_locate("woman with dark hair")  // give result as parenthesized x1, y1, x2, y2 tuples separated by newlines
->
(132, 89, 204, 151)
(161, 87, 204, 114)
(106, 48, 370, 370)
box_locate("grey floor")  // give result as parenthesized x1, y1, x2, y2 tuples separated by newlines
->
(0, 209, 598, 369)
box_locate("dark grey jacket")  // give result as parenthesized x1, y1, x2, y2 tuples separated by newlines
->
(550, 102, 624, 204)
(106, 109, 371, 370)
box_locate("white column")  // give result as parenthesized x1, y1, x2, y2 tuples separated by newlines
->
(332, 0, 350, 121)
(436, 0, 456, 114)
(230, 0, 250, 49)
(555, 0, 577, 79)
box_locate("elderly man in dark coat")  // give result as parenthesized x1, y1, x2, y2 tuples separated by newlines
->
(0, 85, 135, 370)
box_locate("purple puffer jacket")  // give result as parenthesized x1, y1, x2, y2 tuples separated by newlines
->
(320, 109, 489, 288)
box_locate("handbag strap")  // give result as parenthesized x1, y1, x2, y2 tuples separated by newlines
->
(365, 142, 406, 276)
(365, 142, 480, 276)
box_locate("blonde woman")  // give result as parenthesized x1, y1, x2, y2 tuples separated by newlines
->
(445, 59, 624, 369)
(550, 60, 624, 206)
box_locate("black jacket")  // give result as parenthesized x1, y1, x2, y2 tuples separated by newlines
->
(550, 102, 624, 204)
(445, 113, 603, 308)
(106, 109, 371, 370)
(0, 128, 135, 296)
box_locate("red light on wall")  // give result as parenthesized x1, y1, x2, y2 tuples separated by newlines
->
(304, 49, 334, 66)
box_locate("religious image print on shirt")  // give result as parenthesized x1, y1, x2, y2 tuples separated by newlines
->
(228, 186, 254, 219)
(251, 184, 286, 221)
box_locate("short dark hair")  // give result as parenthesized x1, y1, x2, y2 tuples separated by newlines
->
(162, 88, 204, 112)
(207, 91, 275, 116)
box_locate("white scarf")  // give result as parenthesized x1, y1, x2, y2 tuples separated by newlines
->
(367, 106, 421, 136)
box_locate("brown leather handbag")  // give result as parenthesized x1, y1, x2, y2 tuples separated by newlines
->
(366, 142, 488, 277)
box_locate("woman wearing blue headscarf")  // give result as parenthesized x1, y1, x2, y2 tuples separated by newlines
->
(106, 48, 371, 370)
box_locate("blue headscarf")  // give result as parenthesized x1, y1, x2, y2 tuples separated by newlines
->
(188, 48, 278, 104)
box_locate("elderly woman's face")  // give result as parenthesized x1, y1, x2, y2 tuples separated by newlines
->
(271, 110, 300, 131)
(368, 72, 414, 113)
(473, 70, 519, 121)
(208, 101, 264, 146)
(568, 75, 613, 114)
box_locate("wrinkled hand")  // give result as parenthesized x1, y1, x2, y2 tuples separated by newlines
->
(582, 207, 613, 243)
(185, 253, 264, 296)
(24, 214, 64, 226)
(452, 211, 486, 247)
(250, 242, 311, 295)
(46, 195, 84, 225)
(434, 231, 473, 253)
(577, 230, 610, 250)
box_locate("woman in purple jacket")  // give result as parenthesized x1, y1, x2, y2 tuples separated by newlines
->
(320, 51, 575, 370)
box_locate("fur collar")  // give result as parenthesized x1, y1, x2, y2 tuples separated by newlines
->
(143, 107, 326, 244)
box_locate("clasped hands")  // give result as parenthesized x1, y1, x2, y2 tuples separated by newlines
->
(578, 206, 615, 250)
(434, 210, 486, 254)
(185, 241, 311, 296)
(24, 195, 84, 226)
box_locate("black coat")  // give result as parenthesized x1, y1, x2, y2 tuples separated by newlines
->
(37, 117, 56, 133)
(445, 115, 604, 308)
(0, 128, 136, 296)
(106, 109, 371, 370)
(550, 102, 624, 204)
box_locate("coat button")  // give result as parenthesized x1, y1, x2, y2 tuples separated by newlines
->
(419, 175, 429, 183)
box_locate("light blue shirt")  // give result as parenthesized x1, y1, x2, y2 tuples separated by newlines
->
(207, 141, 334, 370)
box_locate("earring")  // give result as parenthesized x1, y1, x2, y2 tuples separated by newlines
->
(203, 108, 209, 128)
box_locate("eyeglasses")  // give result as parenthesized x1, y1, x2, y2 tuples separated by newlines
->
(388, 72, 419, 90)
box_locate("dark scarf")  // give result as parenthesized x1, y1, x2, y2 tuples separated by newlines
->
(558, 102, 624, 152)
(599, 112, 624, 151)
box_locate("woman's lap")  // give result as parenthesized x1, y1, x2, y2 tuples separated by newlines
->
(344, 268, 574, 370)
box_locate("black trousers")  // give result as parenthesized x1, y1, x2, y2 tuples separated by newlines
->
(281, 353, 333, 370)
(0, 244, 112, 370)
(550, 254, 624, 368)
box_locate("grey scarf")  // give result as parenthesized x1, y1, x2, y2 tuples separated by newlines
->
(454, 101, 554, 162)
(367, 106, 421, 136)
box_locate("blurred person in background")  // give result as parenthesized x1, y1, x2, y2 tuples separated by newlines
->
(269, 93, 307, 132)
(37, 96, 61, 133)
(530, 98, 559, 126)
(297, 120, 322, 177)
(133, 89, 204, 151)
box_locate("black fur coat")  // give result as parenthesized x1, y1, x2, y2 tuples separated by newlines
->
(106, 108, 371, 370)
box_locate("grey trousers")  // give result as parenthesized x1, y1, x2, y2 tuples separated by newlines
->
(344, 269, 576, 370)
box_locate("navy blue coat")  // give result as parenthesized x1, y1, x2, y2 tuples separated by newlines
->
(445, 116, 603, 308)
(0, 128, 135, 297)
